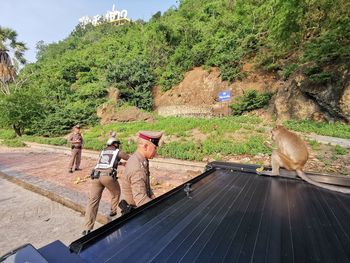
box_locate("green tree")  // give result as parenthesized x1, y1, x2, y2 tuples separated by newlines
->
(35, 40, 48, 60)
(107, 59, 154, 111)
(12, 0, 350, 136)
(0, 87, 42, 136)
(0, 26, 27, 94)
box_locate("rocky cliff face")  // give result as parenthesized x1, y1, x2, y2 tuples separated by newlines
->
(275, 65, 350, 123)
(340, 83, 350, 119)
(274, 79, 321, 122)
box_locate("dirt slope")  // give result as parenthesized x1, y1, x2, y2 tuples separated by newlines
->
(153, 65, 283, 109)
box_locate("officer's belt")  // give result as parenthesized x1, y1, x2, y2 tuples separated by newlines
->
(71, 145, 82, 149)
(90, 169, 116, 179)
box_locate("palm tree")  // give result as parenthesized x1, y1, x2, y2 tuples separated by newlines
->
(0, 26, 27, 94)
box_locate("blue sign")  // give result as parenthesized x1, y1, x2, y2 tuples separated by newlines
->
(218, 90, 231, 102)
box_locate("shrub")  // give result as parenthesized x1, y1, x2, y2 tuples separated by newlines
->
(230, 90, 273, 115)
(307, 72, 334, 84)
(282, 63, 298, 79)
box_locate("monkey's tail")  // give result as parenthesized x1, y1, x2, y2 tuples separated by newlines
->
(296, 170, 350, 194)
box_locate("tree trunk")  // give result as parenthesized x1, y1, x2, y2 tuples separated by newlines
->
(13, 124, 22, 137)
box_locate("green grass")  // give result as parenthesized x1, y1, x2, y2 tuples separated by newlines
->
(1, 139, 26, 147)
(158, 141, 204, 161)
(84, 115, 260, 142)
(202, 135, 271, 156)
(78, 115, 264, 160)
(307, 139, 320, 151)
(334, 145, 348, 155)
(284, 120, 350, 139)
(0, 129, 16, 139)
(0, 117, 348, 161)
(22, 136, 67, 146)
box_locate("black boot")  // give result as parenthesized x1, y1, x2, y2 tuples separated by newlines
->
(82, 230, 91, 236)
(109, 211, 117, 217)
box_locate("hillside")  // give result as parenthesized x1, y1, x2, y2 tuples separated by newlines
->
(11, 0, 350, 135)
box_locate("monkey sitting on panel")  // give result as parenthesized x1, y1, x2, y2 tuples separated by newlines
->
(261, 125, 350, 194)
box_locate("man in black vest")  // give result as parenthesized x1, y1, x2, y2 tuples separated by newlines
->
(82, 137, 129, 235)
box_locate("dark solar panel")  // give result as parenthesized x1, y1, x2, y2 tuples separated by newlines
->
(70, 165, 350, 263)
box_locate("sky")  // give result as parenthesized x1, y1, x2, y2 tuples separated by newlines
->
(0, 0, 179, 63)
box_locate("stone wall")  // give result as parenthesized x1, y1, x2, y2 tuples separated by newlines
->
(157, 105, 214, 117)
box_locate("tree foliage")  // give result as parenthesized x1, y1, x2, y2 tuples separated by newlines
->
(0, 26, 27, 94)
(15, 0, 350, 135)
(106, 59, 154, 111)
(0, 86, 43, 136)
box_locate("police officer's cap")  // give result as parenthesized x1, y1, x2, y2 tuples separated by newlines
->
(107, 138, 120, 146)
(139, 131, 163, 146)
(74, 124, 81, 129)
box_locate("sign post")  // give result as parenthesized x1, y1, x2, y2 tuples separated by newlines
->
(217, 90, 232, 116)
(218, 91, 231, 102)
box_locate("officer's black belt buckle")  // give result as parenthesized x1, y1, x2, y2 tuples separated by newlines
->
(110, 169, 117, 180)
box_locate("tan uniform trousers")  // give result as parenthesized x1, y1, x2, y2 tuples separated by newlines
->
(84, 175, 120, 230)
(69, 148, 81, 170)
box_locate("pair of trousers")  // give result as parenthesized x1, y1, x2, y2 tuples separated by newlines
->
(84, 175, 120, 230)
(69, 148, 81, 170)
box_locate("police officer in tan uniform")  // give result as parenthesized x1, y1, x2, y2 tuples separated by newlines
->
(119, 131, 162, 213)
(68, 125, 83, 173)
(82, 137, 129, 235)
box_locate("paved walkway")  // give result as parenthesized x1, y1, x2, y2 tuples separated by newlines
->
(0, 147, 112, 224)
(0, 144, 205, 256)
(306, 134, 350, 148)
(0, 177, 101, 256)
(0, 145, 203, 225)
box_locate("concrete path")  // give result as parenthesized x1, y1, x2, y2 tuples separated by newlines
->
(263, 126, 350, 148)
(0, 144, 203, 257)
(306, 134, 350, 148)
(0, 144, 203, 233)
(0, 147, 112, 225)
(0, 177, 101, 256)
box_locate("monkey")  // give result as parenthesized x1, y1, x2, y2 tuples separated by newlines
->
(261, 125, 350, 194)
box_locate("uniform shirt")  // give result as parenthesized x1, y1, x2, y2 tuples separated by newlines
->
(68, 132, 83, 147)
(120, 151, 154, 207)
